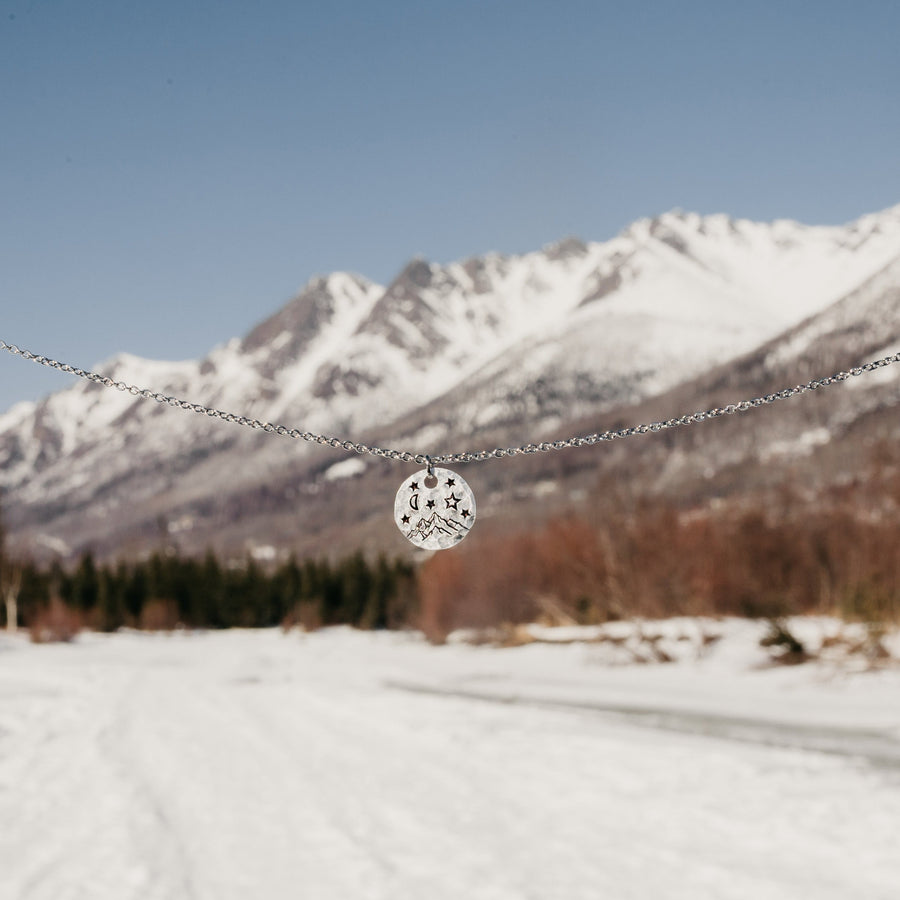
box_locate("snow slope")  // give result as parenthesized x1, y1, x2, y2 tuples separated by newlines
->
(1, 623, 898, 900)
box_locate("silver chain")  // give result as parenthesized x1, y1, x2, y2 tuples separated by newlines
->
(2, 338, 899, 467)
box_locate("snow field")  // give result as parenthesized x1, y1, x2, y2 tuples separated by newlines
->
(1, 622, 899, 900)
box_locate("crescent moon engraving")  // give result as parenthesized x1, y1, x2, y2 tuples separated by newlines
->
(409, 493, 420, 510)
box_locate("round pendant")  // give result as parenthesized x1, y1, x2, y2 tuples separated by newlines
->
(394, 467, 476, 550)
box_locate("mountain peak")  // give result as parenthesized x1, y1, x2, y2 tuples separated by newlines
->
(240, 271, 379, 357)
(542, 236, 588, 261)
(392, 257, 435, 292)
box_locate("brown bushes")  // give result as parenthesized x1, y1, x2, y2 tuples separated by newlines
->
(418, 533, 543, 641)
(29, 597, 83, 643)
(138, 598, 180, 631)
(417, 495, 900, 641)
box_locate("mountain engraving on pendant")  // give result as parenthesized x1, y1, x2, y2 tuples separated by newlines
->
(408, 512, 465, 543)
(394, 467, 476, 550)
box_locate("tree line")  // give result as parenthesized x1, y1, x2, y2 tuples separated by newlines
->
(4, 446, 900, 642)
(4, 550, 417, 636)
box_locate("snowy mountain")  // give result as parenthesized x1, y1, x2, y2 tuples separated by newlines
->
(2, 204, 900, 561)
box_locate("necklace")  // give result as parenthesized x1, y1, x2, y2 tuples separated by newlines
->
(2, 338, 899, 550)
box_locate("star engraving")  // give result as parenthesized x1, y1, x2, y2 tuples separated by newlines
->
(409, 481, 419, 492)
(460, 508, 471, 518)
(401, 513, 410, 524)
(446, 478, 456, 487)
(426, 498, 436, 509)
(445, 492, 461, 510)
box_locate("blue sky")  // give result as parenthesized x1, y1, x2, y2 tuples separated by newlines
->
(1, 0, 899, 413)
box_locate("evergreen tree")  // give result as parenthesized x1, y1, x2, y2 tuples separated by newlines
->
(96, 565, 126, 632)
(197, 551, 225, 628)
(123, 563, 148, 623)
(362, 555, 394, 630)
(71, 553, 100, 613)
(320, 560, 346, 626)
(15, 562, 49, 628)
(170, 556, 197, 627)
(338, 551, 373, 626)
(272, 556, 303, 625)
(146, 552, 171, 607)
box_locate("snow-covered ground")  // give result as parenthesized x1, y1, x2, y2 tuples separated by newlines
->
(1, 620, 898, 900)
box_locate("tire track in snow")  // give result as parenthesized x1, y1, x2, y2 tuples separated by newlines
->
(1, 656, 187, 900)
(385, 679, 900, 772)
(95, 667, 198, 900)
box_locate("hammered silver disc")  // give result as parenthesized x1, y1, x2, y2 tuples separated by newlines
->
(394, 467, 476, 550)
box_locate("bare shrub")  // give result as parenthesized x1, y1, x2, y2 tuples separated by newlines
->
(281, 602, 322, 633)
(29, 597, 83, 644)
(760, 619, 810, 666)
(418, 549, 468, 643)
(139, 598, 180, 631)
